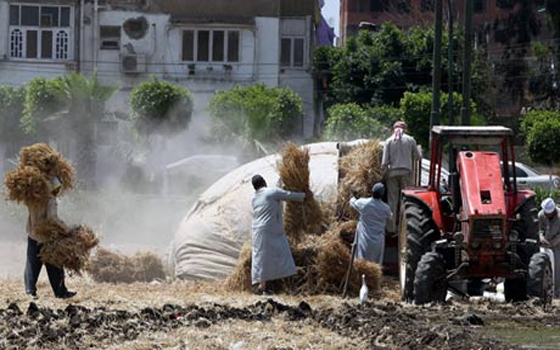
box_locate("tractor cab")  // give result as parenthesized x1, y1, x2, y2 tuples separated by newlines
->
(398, 126, 553, 305)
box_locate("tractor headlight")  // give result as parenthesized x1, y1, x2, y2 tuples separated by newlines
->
(492, 242, 502, 250)
(471, 242, 481, 250)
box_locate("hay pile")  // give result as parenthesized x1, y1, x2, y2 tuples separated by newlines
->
(87, 247, 166, 283)
(277, 142, 324, 245)
(337, 140, 384, 220)
(40, 225, 99, 274)
(225, 222, 381, 296)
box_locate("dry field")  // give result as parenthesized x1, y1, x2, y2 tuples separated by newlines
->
(3, 274, 560, 350)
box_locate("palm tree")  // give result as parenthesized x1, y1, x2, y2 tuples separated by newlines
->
(60, 73, 117, 189)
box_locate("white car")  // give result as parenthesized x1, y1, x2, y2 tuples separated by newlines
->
(502, 162, 560, 190)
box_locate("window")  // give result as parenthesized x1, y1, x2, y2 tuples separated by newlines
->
(496, 0, 513, 9)
(181, 29, 240, 63)
(100, 26, 121, 50)
(474, 0, 486, 13)
(9, 4, 72, 60)
(370, 0, 383, 12)
(421, 0, 434, 12)
(280, 37, 305, 68)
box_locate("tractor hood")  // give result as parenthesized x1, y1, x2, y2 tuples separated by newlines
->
(457, 151, 506, 218)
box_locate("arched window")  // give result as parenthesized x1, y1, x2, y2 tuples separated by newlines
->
(56, 30, 69, 59)
(10, 28, 23, 58)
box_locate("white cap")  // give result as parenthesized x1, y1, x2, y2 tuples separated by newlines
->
(542, 197, 556, 214)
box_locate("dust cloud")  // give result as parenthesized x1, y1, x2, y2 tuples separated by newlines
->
(0, 92, 247, 277)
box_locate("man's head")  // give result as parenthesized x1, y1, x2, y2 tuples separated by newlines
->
(393, 121, 407, 131)
(372, 182, 385, 199)
(251, 174, 267, 191)
(542, 197, 557, 218)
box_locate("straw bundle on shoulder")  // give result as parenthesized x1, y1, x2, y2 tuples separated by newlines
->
(337, 140, 384, 220)
(33, 219, 69, 244)
(87, 247, 166, 283)
(19, 143, 75, 192)
(3, 166, 51, 206)
(277, 142, 324, 245)
(40, 224, 99, 274)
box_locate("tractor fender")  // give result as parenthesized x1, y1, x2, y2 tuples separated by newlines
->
(511, 189, 536, 214)
(402, 188, 444, 229)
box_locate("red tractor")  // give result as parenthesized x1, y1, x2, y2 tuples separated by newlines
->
(398, 126, 553, 304)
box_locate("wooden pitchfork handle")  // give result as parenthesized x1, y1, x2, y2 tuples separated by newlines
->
(342, 237, 358, 298)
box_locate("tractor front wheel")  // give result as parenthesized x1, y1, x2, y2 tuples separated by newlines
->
(527, 252, 553, 304)
(504, 278, 527, 302)
(414, 252, 447, 305)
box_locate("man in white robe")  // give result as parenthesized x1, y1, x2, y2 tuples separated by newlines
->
(539, 197, 560, 297)
(350, 183, 393, 264)
(250, 175, 310, 294)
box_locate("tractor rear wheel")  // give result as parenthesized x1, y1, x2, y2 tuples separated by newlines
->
(398, 196, 440, 301)
(527, 252, 553, 304)
(414, 252, 447, 304)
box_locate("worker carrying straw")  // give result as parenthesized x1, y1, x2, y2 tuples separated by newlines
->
(4, 143, 98, 299)
(382, 121, 421, 233)
(539, 197, 560, 298)
(350, 183, 392, 264)
(250, 174, 312, 295)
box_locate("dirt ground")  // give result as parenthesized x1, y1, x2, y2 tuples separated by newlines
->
(1, 273, 560, 350)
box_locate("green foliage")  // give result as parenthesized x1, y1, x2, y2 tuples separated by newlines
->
(21, 77, 66, 135)
(208, 84, 303, 143)
(526, 117, 560, 166)
(61, 73, 117, 114)
(130, 77, 193, 135)
(0, 86, 25, 141)
(520, 110, 559, 136)
(399, 91, 485, 149)
(534, 187, 560, 209)
(323, 103, 391, 141)
(315, 23, 465, 110)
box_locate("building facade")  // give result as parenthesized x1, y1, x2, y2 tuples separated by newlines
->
(0, 0, 319, 139)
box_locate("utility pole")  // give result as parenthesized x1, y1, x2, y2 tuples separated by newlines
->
(447, 0, 454, 125)
(460, 0, 473, 125)
(430, 0, 443, 130)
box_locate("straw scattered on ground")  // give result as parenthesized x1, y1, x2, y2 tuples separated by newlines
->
(278, 142, 324, 245)
(87, 247, 166, 283)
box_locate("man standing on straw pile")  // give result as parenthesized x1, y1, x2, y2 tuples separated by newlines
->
(382, 121, 421, 233)
(251, 174, 311, 295)
(25, 177, 76, 299)
(350, 183, 392, 264)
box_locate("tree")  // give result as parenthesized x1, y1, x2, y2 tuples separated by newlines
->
(208, 84, 303, 150)
(323, 103, 394, 141)
(0, 86, 26, 162)
(21, 77, 66, 137)
(130, 77, 193, 136)
(400, 91, 485, 149)
(525, 112, 560, 167)
(60, 73, 117, 189)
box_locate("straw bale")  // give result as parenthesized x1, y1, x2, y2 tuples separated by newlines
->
(33, 219, 69, 244)
(40, 224, 99, 274)
(337, 140, 384, 220)
(19, 143, 75, 192)
(87, 247, 166, 283)
(225, 225, 380, 296)
(277, 142, 324, 245)
(3, 166, 51, 206)
(224, 243, 253, 291)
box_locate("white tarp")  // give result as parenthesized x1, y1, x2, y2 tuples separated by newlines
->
(169, 142, 340, 280)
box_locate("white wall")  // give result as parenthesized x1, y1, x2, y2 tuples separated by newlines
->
(255, 17, 280, 87)
(0, 2, 7, 59)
